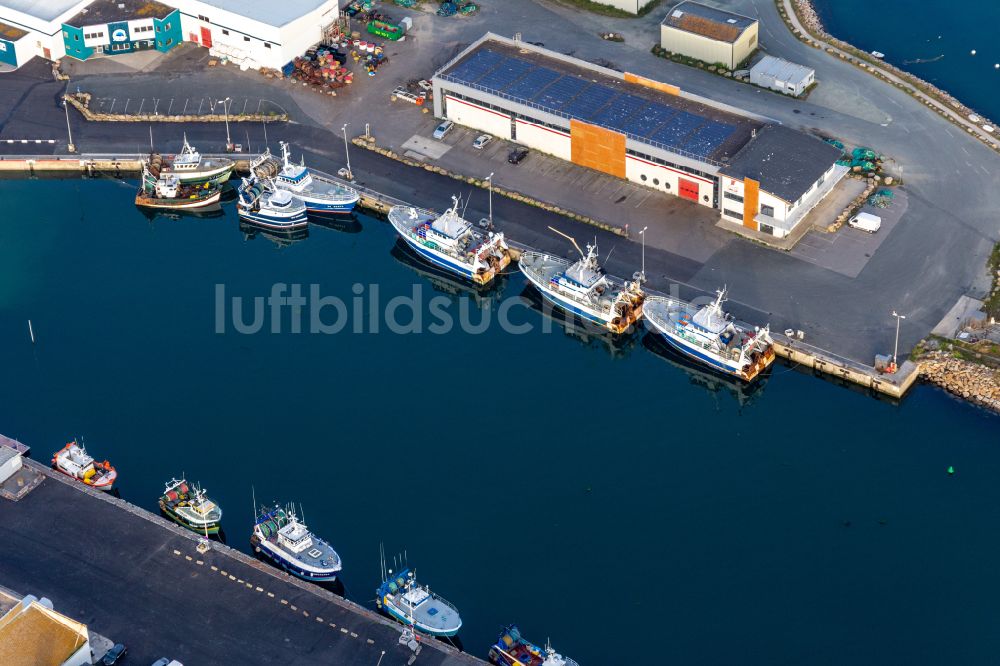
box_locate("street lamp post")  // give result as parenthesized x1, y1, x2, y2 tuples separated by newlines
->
(891, 310, 906, 369)
(638, 226, 648, 283)
(341, 123, 353, 180)
(223, 97, 232, 149)
(486, 172, 494, 227)
(63, 83, 75, 154)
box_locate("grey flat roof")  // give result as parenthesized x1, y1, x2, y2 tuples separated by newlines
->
(662, 1, 757, 44)
(188, 0, 334, 27)
(67, 0, 173, 26)
(0, 0, 89, 23)
(437, 38, 762, 164)
(750, 55, 814, 85)
(719, 125, 842, 202)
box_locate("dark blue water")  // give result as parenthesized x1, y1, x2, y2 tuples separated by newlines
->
(813, 0, 1000, 120)
(2, 178, 999, 665)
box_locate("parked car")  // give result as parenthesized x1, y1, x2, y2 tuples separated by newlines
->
(417, 79, 433, 91)
(507, 148, 529, 164)
(101, 644, 127, 665)
(151, 660, 171, 666)
(472, 134, 493, 150)
(432, 120, 454, 140)
(848, 212, 881, 233)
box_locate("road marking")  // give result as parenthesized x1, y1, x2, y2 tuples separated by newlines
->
(220, 570, 227, 576)
(290, 605, 298, 611)
(280, 599, 288, 605)
(229, 575, 236, 581)
(211, 565, 218, 571)
(172, 549, 181, 556)
(267, 592, 275, 598)
(255, 586, 264, 592)
(185, 555, 192, 561)
(340, 627, 349, 634)
(367, 639, 375, 645)
(246, 583, 253, 589)
(237, 578, 244, 584)
(316, 617, 324, 623)
(329, 622, 337, 628)
(350, 632, 358, 638)
(196, 560, 203, 566)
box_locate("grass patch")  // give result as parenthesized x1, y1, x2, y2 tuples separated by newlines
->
(985, 242, 1000, 319)
(549, 0, 662, 18)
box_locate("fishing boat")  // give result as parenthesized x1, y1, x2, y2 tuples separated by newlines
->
(155, 135, 235, 185)
(158, 478, 222, 535)
(519, 234, 644, 335)
(51, 440, 116, 491)
(237, 175, 308, 229)
(135, 164, 221, 210)
(643, 288, 775, 382)
(250, 504, 342, 582)
(376, 567, 462, 637)
(388, 195, 510, 286)
(253, 142, 359, 214)
(489, 625, 579, 666)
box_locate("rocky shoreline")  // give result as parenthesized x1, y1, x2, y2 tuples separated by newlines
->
(919, 351, 1000, 413)
(785, 0, 999, 151)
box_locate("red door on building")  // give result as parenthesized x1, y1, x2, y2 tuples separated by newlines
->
(678, 178, 699, 202)
(200, 27, 213, 48)
(189, 32, 199, 44)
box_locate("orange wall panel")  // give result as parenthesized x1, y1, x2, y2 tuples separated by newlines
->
(742, 178, 759, 230)
(624, 72, 680, 96)
(570, 119, 626, 179)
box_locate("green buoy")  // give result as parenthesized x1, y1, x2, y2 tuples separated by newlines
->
(947, 466, 955, 475)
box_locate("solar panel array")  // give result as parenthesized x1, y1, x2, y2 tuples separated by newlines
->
(444, 47, 739, 161)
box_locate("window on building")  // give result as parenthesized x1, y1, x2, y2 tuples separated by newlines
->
(760, 223, 775, 235)
(198, 15, 210, 22)
(166, 38, 173, 46)
(664, 182, 670, 190)
(165, 23, 171, 30)
(244, 36, 250, 42)
(63, 31, 69, 38)
(817, 174, 825, 186)
(264, 43, 271, 49)
(640, 174, 647, 181)
(156, 25, 161, 32)
(703, 195, 709, 203)
(74, 35, 79, 41)
(760, 204, 775, 217)
(222, 29, 229, 36)
(653, 178, 660, 186)
(724, 191, 743, 203)
(722, 208, 742, 220)
(750, 34, 757, 48)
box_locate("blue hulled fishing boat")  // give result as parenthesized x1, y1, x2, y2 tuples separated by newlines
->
(489, 625, 579, 666)
(250, 504, 342, 582)
(376, 564, 462, 637)
(237, 175, 307, 230)
(254, 142, 359, 214)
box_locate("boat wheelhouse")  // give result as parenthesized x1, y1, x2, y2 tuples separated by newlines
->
(51, 441, 116, 491)
(643, 288, 775, 382)
(250, 505, 342, 582)
(237, 176, 308, 230)
(158, 478, 223, 535)
(489, 625, 580, 666)
(256, 142, 360, 214)
(376, 568, 462, 637)
(388, 195, 510, 286)
(156, 135, 235, 185)
(519, 242, 644, 334)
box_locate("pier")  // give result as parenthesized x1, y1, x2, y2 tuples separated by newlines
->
(0, 456, 483, 666)
(0, 154, 253, 176)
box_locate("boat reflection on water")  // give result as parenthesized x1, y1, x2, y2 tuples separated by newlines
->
(391, 239, 505, 309)
(642, 331, 770, 409)
(239, 219, 309, 248)
(310, 212, 363, 235)
(518, 284, 637, 359)
(137, 202, 225, 224)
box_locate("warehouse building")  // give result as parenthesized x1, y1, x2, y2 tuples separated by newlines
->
(749, 55, 815, 96)
(432, 34, 844, 238)
(62, 0, 181, 60)
(660, 1, 758, 70)
(0, 0, 93, 65)
(719, 125, 846, 238)
(168, 0, 339, 70)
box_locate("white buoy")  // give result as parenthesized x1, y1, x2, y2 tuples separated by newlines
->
(971, 49, 976, 55)
(28, 320, 35, 344)
(995, 63, 1000, 69)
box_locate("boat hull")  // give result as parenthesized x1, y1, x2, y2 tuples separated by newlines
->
(251, 536, 340, 582)
(647, 320, 774, 382)
(173, 164, 234, 186)
(53, 467, 115, 491)
(238, 209, 308, 229)
(381, 599, 462, 637)
(160, 505, 221, 534)
(301, 198, 357, 214)
(135, 190, 221, 210)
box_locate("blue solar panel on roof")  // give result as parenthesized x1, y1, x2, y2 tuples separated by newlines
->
(630, 104, 679, 137)
(507, 67, 561, 99)
(535, 76, 590, 109)
(681, 121, 736, 157)
(591, 94, 648, 132)
(562, 84, 620, 121)
(480, 57, 534, 89)
(449, 49, 505, 84)
(651, 111, 704, 148)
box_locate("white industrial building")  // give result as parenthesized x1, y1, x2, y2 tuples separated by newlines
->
(750, 55, 815, 96)
(0, 0, 93, 65)
(168, 0, 339, 70)
(0, 446, 21, 485)
(433, 34, 844, 239)
(660, 1, 759, 70)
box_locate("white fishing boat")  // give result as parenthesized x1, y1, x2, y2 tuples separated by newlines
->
(237, 175, 308, 229)
(157, 135, 235, 185)
(388, 195, 510, 286)
(251, 504, 342, 582)
(519, 233, 644, 335)
(377, 567, 462, 637)
(643, 288, 774, 382)
(51, 440, 117, 491)
(254, 142, 359, 214)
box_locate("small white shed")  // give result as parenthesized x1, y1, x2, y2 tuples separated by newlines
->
(750, 55, 815, 96)
(0, 446, 22, 485)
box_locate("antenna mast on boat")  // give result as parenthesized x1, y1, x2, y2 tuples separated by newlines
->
(547, 226, 584, 258)
(251, 485, 257, 517)
(149, 125, 154, 153)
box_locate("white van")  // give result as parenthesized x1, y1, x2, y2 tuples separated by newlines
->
(848, 212, 881, 233)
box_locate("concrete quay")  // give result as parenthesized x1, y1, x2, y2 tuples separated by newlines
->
(0, 457, 483, 666)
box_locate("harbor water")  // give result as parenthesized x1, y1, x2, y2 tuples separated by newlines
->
(2, 178, 999, 665)
(812, 0, 1000, 120)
